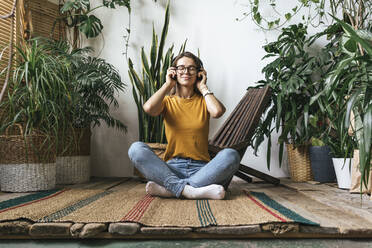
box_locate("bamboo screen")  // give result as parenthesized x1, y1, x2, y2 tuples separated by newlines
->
(25, 0, 62, 40)
(0, 0, 18, 121)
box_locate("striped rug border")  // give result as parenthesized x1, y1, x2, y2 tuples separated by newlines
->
(38, 190, 113, 222)
(121, 194, 155, 222)
(196, 199, 217, 227)
(246, 190, 318, 226)
(0, 189, 67, 214)
(244, 190, 287, 222)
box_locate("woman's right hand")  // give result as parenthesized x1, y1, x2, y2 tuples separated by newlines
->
(165, 67, 177, 87)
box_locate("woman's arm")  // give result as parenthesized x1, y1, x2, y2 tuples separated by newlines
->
(197, 69, 226, 118)
(143, 67, 177, 116)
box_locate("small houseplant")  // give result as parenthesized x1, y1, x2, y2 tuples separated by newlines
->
(308, 113, 336, 183)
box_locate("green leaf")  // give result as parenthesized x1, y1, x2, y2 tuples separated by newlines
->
(60, 1, 77, 13)
(344, 91, 359, 128)
(79, 15, 104, 38)
(285, 13, 292, 21)
(253, 12, 262, 25)
(155, 0, 170, 79)
(304, 104, 309, 131)
(343, 38, 357, 53)
(150, 25, 158, 74)
(267, 134, 271, 170)
(362, 105, 372, 159)
(333, 15, 372, 55)
(141, 47, 153, 82)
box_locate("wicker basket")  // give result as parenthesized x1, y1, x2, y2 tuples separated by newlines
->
(133, 142, 167, 178)
(0, 124, 56, 192)
(56, 156, 90, 184)
(56, 128, 91, 184)
(286, 143, 313, 182)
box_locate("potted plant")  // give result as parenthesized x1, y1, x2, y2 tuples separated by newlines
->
(308, 113, 336, 183)
(44, 38, 127, 184)
(128, 0, 175, 145)
(313, 17, 371, 189)
(0, 38, 71, 192)
(252, 23, 328, 182)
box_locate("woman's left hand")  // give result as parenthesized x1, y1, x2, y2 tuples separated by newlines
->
(196, 68, 208, 92)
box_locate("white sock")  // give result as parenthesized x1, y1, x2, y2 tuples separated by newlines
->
(181, 184, 225, 200)
(146, 181, 173, 198)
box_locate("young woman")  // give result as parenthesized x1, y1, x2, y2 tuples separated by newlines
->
(128, 52, 240, 200)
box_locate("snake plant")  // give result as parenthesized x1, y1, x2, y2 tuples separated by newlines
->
(128, 1, 186, 143)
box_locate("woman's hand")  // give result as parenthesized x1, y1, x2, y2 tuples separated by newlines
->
(166, 67, 177, 88)
(196, 68, 208, 93)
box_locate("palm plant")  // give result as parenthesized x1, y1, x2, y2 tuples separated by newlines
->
(1, 37, 127, 157)
(0, 38, 71, 157)
(128, 1, 186, 143)
(0, 38, 70, 135)
(44, 38, 127, 132)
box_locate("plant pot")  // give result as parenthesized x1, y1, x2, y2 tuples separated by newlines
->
(56, 128, 91, 184)
(0, 124, 56, 192)
(350, 149, 372, 194)
(286, 143, 313, 182)
(332, 158, 352, 189)
(309, 146, 336, 183)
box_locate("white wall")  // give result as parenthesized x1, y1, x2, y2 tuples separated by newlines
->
(85, 0, 330, 178)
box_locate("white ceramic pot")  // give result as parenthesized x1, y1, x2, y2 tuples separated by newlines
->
(332, 158, 352, 189)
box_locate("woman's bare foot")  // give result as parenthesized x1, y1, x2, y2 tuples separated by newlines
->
(181, 184, 225, 200)
(145, 181, 173, 197)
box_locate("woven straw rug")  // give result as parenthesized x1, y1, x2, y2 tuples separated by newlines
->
(0, 179, 318, 227)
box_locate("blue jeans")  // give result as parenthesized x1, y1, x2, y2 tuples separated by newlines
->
(128, 142, 240, 198)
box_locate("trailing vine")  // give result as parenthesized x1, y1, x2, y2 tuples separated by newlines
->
(238, 0, 371, 31)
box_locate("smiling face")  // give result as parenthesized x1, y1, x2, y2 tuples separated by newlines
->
(176, 57, 198, 87)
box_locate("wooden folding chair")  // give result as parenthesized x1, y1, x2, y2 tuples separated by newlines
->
(208, 86, 280, 185)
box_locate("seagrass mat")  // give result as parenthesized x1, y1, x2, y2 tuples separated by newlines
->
(0, 179, 318, 227)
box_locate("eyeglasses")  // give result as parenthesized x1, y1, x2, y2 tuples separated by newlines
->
(175, 66, 199, 75)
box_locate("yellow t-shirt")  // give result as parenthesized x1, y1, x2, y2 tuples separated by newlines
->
(162, 94, 210, 162)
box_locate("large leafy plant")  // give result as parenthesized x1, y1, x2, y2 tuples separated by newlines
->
(44, 38, 127, 132)
(315, 17, 372, 188)
(252, 24, 326, 168)
(252, 23, 350, 168)
(128, 1, 186, 143)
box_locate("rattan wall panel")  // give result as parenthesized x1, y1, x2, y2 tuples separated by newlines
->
(0, 0, 17, 122)
(25, 0, 61, 40)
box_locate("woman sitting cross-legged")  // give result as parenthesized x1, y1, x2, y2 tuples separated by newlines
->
(128, 51, 240, 200)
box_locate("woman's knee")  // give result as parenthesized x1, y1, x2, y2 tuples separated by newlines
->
(128, 141, 147, 161)
(220, 148, 240, 171)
